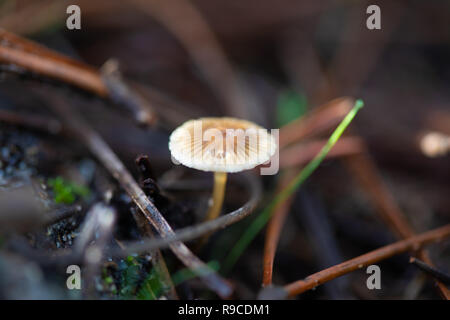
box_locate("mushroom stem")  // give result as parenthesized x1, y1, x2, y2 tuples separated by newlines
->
(206, 171, 227, 221)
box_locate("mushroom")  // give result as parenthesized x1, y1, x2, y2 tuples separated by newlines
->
(169, 117, 277, 222)
(420, 131, 450, 158)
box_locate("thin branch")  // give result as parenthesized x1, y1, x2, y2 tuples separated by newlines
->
(0, 29, 156, 126)
(0, 108, 63, 135)
(0, 41, 107, 96)
(345, 153, 450, 299)
(131, 206, 178, 300)
(112, 172, 262, 256)
(132, 155, 177, 299)
(281, 223, 450, 298)
(100, 59, 157, 126)
(262, 169, 297, 287)
(410, 257, 450, 285)
(0, 28, 91, 69)
(42, 91, 232, 298)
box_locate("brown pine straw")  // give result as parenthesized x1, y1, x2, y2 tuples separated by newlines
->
(0, 29, 156, 126)
(284, 223, 450, 297)
(279, 136, 363, 169)
(0, 38, 107, 96)
(345, 153, 450, 299)
(262, 169, 298, 286)
(279, 97, 355, 148)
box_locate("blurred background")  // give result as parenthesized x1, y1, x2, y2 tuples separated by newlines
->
(0, 0, 448, 300)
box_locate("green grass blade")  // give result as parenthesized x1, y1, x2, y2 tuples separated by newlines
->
(172, 261, 220, 286)
(221, 99, 364, 274)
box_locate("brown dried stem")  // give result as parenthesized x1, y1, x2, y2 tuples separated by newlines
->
(409, 257, 450, 285)
(42, 92, 232, 298)
(112, 172, 262, 255)
(0, 29, 156, 125)
(262, 169, 298, 287)
(0, 108, 63, 135)
(344, 153, 450, 299)
(0, 38, 107, 96)
(283, 223, 450, 297)
(279, 97, 355, 148)
(131, 207, 178, 299)
(279, 136, 363, 169)
(132, 155, 177, 299)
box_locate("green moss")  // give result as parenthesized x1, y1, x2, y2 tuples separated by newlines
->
(118, 255, 161, 300)
(48, 177, 90, 204)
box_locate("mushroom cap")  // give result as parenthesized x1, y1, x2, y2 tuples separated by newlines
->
(169, 117, 277, 173)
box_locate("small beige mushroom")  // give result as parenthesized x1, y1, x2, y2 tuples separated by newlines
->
(169, 117, 277, 222)
(420, 131, 450, 158)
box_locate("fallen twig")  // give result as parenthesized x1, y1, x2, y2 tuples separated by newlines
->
(133, 155, 178, 299)
(114, 172, 262, 255)
(0, 29, 156, 126)
(0, 108, 63, 135)
(131, 206, 179, 300)
(344, 153, 450, 299)
(262, 169, 297, 287)
(0, 41, 107, 96)
(269, 223, 450, 298)
(42, 91, 232, 298)
(410, 257, 450, 285)
(100, 59, 157, 126)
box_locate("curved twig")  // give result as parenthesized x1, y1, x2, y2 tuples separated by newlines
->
(258, 223, 450, 299)
(41, 91, 232, 298)
(111, 172, 262, 256)
(262, 169, 297, 287)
